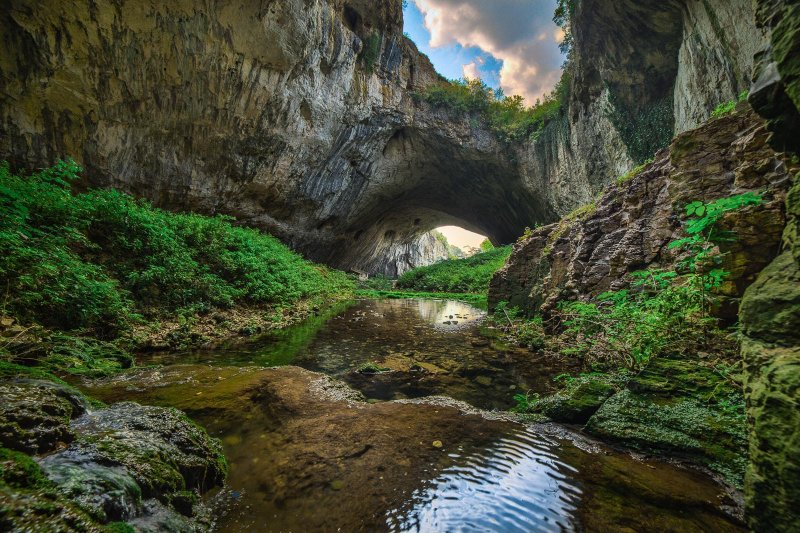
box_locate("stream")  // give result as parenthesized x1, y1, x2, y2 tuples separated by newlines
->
(81, 298, 745, 532)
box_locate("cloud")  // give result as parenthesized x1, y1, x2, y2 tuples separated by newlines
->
(462, 61, 480, 79)
(413, 0, 563, 103)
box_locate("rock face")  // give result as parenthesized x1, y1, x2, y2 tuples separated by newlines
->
(740, 0, 800, 529)
(490, 107, 797, 318)
(0, 379, 227, 531)
(0, 0, 766, 274)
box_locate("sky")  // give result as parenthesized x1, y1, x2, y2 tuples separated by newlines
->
(403, 0, 564, 104)
(406, 0, 564, 248)
(437, 226, 486, 249)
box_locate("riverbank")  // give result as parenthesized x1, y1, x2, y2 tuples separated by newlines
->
(0, 160, 359, 531)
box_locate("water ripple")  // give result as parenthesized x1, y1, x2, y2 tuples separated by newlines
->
(386, 427, 582, 532)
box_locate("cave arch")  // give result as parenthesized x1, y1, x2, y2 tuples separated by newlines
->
(302, 125, 558, 276)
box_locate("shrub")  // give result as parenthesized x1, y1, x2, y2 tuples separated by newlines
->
(711, 91, 749, 119)
(362, 32, 381, 73)
(0, 160, 353, 335)
(414, 75, 569, 143)
(396, 246, 511, 294)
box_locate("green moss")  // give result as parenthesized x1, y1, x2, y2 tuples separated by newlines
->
(606, 90, 673, 164)
(533, 377, 618, 423)
(0, 361, 65, 385)
(357, 361, 391, 374)
(105, 522, 137, 533)
(616, 158, 654, 186)
(0, 447, 54, 490)
(543, 201, 596, 254)
(585, 357, 747, 487)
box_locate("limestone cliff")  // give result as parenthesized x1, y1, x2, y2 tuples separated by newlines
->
(0, 0, 766, 275)
(490, 107, 797, 319)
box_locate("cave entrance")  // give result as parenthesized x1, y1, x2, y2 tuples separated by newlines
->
(435, 226, 489, 258)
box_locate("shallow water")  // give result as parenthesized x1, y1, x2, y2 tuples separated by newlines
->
(139, 298, 578, 409)
(100, 299, 745, 532)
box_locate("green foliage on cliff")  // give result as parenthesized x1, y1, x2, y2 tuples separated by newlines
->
(606, 91, 674, 164)
(553, 0, 576, 55)
(501, 193, 762, 369)
(413, 76, 569, 142)
(396, 246, 512, 294)
(0, 160, 353, 336)
(711, 91, 749, 119)
(361, 32, 381, 74)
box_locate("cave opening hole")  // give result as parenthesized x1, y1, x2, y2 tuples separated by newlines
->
(434, 226, 490, 258)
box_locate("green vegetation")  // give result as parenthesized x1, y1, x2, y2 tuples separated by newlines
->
(357, 361, 391, 374)
(553, 192, 762, 368)
(357, 289, 487, 309)
(413, 76, 569, 142)
(606, 92, 674, 165)
(0, 160, 353, 338)
(711, 90, 749, 119)
(542, 201, 596, 254)
(479, 238, 494, 252)
(361, 32, 381, 74)
(553, 0, 575, 56)
(616, 158, 654, 186)
(502, 194, 761, 487)
(396, 246, 512, 294)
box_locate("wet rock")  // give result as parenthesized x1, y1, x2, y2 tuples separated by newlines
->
(584, 358, 748, 487)
(533, 378, 616, 424)
(41, 402, 227, 513)
(0, 380, 89, 454)
(0, 378, 227, 530)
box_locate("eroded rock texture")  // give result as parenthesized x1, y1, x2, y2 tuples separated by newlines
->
(0, 379, 227, 531)
(489, 107, 797, 318)
(0, 0, 765, 274)
(740, 0, 800, 529)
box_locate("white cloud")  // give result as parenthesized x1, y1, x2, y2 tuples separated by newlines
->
(413, 0, 563, 103)
(462, 61, 480, 79)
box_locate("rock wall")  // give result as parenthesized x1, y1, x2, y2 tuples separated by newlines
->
(740, 0, 800, 529)
(0, 0, 767, 275)
(489, 107, 797, 319)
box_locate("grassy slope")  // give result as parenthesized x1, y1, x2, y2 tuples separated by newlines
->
(395, 246, 512, 294)
(0, 160, 353, 338)
(0, 160, 355, 379)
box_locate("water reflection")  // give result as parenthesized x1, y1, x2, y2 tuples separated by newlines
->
(139, 298, 575, 410)
(387, 428, 581, 532)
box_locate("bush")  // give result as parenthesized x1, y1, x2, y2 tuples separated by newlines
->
(0, 160, 353, 335)
(711, 91, 749, 119)
(414, 75, 569, 143)
(396, 246, 511, 294)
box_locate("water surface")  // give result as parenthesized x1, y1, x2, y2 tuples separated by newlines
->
(103, 299, 745, 531)
(140, 298, 578, 409)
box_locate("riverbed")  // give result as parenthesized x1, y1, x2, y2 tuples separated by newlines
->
(80, 298, 744, 532)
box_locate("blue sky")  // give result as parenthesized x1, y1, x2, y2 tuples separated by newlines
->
(402, 0, 564, 104)
(403, 1, 502, 89)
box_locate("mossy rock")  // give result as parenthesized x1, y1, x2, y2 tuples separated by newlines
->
(0, 447, 54, 491)
(41, 402, 227, 507)
(533, 378, 616, 424)
(626, 357, 733, 402)
(0, 380, 90, 454)
(0, 485, 101, 532)
(586, 389, 747, 487)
